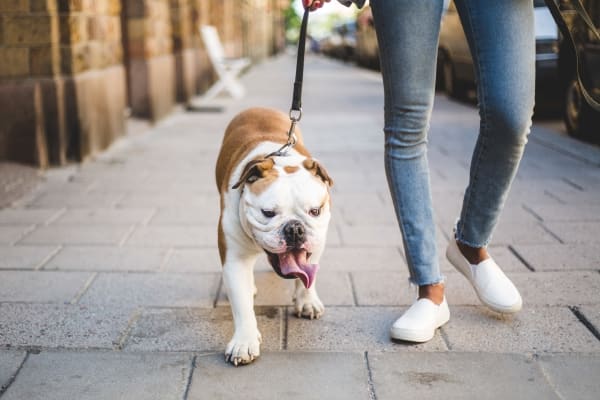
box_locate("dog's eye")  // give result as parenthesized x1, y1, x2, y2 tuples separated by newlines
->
(261, 209, 276, 218)
(309, 207, 321, 217)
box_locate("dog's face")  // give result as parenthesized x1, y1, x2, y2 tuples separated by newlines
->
(233, 155, 333, 289)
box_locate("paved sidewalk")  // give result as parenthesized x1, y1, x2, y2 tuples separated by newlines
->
(1, 54, 600, 399)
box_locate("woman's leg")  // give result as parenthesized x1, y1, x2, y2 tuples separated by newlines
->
(454, 0, 535, 248)
(371, 0, 445, 300)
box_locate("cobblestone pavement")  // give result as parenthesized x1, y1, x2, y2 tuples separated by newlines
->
(1, 54, 599, 399)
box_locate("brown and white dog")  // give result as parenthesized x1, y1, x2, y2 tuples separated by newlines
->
(216, 107, 333, 366)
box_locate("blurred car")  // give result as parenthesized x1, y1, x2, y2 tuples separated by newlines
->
(355, 6, 380, 70)
(319, 21, 357, 62)
(437, 0, 560, 101)
(557, 0, 600, 141)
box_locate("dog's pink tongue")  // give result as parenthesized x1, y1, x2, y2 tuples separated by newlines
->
(278, 251, 318, 289)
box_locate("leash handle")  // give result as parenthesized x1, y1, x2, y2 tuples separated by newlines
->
(291, 7, 310, 116)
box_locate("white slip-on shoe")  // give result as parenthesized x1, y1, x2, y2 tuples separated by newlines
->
(390, 297, 450, 343)
(446, 238, 522, 314)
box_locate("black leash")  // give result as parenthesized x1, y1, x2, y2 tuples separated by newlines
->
(545, 0, 600, 111)
(267, 7, 310, 158)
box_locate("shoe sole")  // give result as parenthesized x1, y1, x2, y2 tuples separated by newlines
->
(390, 315, 450, 343)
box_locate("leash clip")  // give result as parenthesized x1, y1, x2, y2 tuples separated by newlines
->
(265, 108, 301, 158)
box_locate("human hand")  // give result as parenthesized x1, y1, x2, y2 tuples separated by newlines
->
(303, 0, 331, 11)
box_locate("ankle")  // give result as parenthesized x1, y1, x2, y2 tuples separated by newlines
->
(418, 283, 445, 305)
(456, 240, 489, 265)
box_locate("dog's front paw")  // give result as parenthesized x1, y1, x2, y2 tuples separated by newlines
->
(294, 289, 325, 319)
(225, 329, 262, 366)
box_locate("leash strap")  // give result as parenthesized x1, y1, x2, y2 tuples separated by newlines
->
(545, 0, 600, 111)
(267, 7, 310, 158)
(291, 7, 310, 115)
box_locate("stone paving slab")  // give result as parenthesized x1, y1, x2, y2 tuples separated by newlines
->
(319, 246, 406, 271)
(286, 306, 447, 352)
(0, 209, 61, 225)
(577, 305, 600, 333)
(351, 271, 412, 306)
(43, 246, 167, 272)
(216, 271, 355, 307)
(489, 221, 560, 245)
(1, 351, 193, 400)
(527, 203, 600, 221)
(18, 225, 133, 245)
(368, 352, 559, 400)
(337, 225, 404, 247)
(0, 303, 132, 349)
(0, 271, 92, 303)
(124, 226, 216, 247)
(511, 243, 600, 271)
(443, 306, 600, 353)
(122, 306, 282, 352)
(147, 207, 219, 226)
(544, 221, 600, 244)
(0, 226, 32, 245)
(538, 353, 600, 400)
(0, 351, 26, 392)
(79, 272, 219, 308)
(116, 193, 217, 208)
(163, 248, 221, 273)
(51, 208, 155, 225)
(26, 193, 122, 208)
(189, 352, 370, 400)
(442, 271, 600, 307)
(0, 245, 59, 270)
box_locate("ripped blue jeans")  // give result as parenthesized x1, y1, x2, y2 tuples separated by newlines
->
(371, 0, 535, 285)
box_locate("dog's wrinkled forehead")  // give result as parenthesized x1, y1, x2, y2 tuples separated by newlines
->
(233, 155, 333, 195)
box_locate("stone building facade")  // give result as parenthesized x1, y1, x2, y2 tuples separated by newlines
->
(0, 0, 288, 167)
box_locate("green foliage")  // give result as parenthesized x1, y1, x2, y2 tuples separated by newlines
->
(285, 0, 302, 42)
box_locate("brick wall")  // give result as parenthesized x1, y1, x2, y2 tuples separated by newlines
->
(0, 0, 127, 166)
(0, 0, 287, 167)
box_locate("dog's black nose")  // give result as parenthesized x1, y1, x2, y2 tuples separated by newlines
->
(283, 220, 305, 246)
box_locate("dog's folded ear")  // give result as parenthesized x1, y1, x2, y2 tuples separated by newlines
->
(303, 158, 334, 187)
(232, 158, 276, 189)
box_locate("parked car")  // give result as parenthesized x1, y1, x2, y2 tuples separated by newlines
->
(355, 6, 380, 70)
(557, 0, 600, 141)
(319, 21, 357, 62)
(437, 0, 560, 101)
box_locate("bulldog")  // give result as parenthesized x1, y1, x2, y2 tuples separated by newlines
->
(216, 107, 333, 366)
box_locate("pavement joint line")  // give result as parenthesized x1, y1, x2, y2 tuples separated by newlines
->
(141, 207, 159, 226)
(117, 224, 137, 247)
(348, 272, 359, 306)
(158, 248, 175, 272)
(569, 306, 600, 342)
(43, 207, 67, 225)
(521, 204, 544, 222)
(10, 224, 36, 246)
(113, 308, 143, 350)
(543, 190, 567, 205)
(439, 326, 452, 350)
(539, 223, 565, 245)
(181, 354, 197, 400)
(561, 177, 585, 191)
(282, 306, 289, 350)
(507, 245, 536, 272)
(364, 351, 378, 400)
(35, 245, 63, 271)
(0, 350, 29, 397)
(69, 272, 97, 305)
(529, 135, 600, 167)
(536, 355, 568, 400)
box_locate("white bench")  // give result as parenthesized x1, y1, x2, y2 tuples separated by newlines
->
(200, 25, 251, 100)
